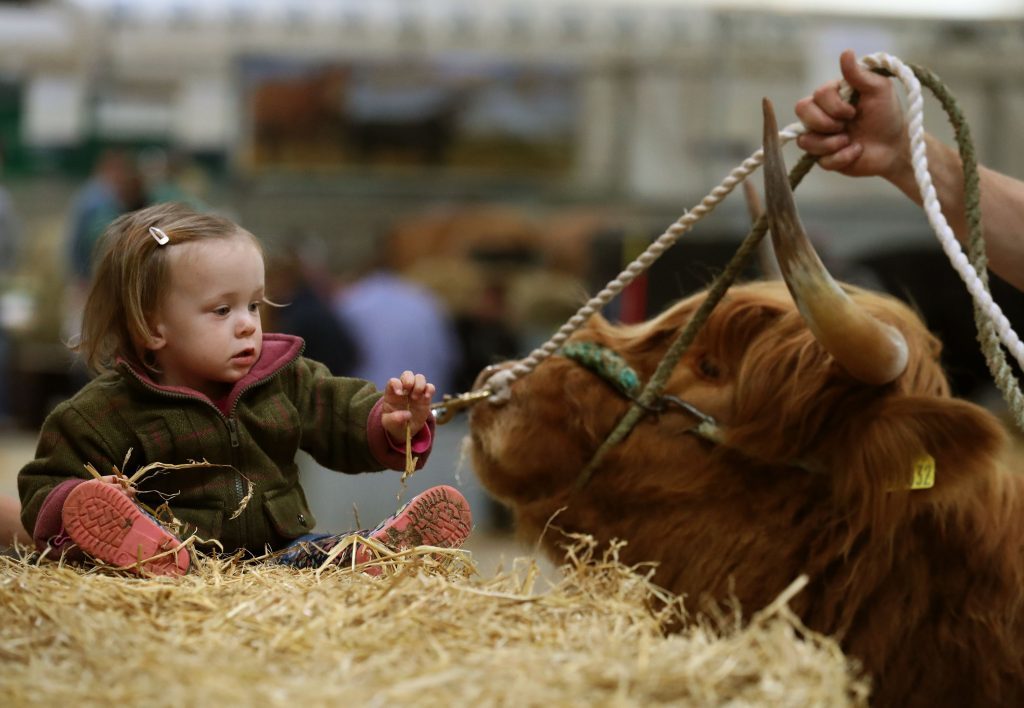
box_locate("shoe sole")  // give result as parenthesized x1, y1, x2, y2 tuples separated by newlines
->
(354, 485, 472, 574)
(62, 481, 189, 577)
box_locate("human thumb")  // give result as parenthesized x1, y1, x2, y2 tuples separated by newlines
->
(839, 49, 886, 94)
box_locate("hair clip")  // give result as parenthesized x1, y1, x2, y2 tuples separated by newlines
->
(149, 226, 170, 246)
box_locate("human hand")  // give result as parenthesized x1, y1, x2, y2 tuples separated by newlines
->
(380, 370, 436, 441)
(795, 49, 910, 181)
(97, 474, 136, 498)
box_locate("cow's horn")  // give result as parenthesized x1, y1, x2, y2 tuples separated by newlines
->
(761, 98, 908, 385)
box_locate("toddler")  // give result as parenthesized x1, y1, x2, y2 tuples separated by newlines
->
(18, 202, 471, 576)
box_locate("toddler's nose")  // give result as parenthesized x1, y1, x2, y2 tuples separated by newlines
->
(237, 312, 258, 336)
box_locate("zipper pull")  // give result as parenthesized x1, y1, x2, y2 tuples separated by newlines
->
(227, 417, 240, 448)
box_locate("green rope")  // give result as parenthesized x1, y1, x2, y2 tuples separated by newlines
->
(560, 342, 641, 397)
(576, 62, 1024, 491)
(574, 152, 820, 490)
(907, 64, 1024, 431)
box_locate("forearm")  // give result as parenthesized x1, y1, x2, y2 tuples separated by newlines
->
(890, 133, 1024, 291)
(367, 398, 434, 470)
(291, 357, 420, 471)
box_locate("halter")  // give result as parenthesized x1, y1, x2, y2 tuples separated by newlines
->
(560, 340, 939, 492)
(559, 341, 723, 445)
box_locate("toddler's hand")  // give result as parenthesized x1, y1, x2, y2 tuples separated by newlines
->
(380, 370, 435, 442)
(97, 474, 136, 498)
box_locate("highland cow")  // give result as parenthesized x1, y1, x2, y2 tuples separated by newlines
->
(468, 100, 1024, 706)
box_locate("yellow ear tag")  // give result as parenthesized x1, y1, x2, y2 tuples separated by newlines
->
(910, 455, 936, 490)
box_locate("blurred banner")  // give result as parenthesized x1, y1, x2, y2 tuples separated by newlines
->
(243, 57, 577, 174)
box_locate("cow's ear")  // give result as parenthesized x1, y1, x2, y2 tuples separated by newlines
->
(825, 395, 1007, 507)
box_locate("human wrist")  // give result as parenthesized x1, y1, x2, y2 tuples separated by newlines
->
(884, 133, 924, 204)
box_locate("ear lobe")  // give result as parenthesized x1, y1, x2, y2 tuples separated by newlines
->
(142, 320, 167, 352)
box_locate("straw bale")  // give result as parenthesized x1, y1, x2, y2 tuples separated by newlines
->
(0, 537, 868, 707)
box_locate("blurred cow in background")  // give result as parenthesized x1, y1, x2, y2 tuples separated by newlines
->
(250, 67, 350, 164)
(469, 100, 1024, 707)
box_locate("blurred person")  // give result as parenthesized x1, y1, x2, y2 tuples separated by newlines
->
(137, 146, 207, 209)
(0, 143, 18, 270)
(67, 149, 143, 283)
(400, 254, 523, 397)
(18, 202, 470, 575)
(63, 150, 148, 390)
(795, 49, 1024, 293)
(0, 141, 22, 427)
(451, 279, 520, 394)
(264, 239, 361, 376)
(333, 232, 461, 398)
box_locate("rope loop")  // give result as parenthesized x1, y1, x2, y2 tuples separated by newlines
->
(485, 121, 806, 403)
(860, 53, 1024, 430)
(485, 52, 1024, 441)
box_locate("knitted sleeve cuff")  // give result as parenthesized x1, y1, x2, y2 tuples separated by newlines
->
(366, 398, 434, 470)
(32, 478, 87, 551)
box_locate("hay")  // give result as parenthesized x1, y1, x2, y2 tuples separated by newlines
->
(0, 537, 868, 707)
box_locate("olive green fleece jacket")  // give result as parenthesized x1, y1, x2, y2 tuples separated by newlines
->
(18, 333, 433, 554)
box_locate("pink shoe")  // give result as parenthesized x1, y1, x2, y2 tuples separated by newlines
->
(354, 485, 472, 575)
(62, 479, 190, 577)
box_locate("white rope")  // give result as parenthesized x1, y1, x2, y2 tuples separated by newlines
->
(487, 50, 1024, 404)
(859, 52, 1024, 372)
(486, 121, 807, 402)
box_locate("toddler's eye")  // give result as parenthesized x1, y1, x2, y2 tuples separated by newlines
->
(214, 306, 230, 316)
(249, 302, 261, 313)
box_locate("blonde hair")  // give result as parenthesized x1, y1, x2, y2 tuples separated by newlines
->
(76, 202, 263, 375)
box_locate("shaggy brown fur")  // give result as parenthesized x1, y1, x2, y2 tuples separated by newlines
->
(469, 280, 1024, 707)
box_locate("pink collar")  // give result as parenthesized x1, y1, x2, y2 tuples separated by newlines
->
(120, 333, 305, 415)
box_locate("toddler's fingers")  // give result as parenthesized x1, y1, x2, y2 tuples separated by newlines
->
(384, 409, 412, 425)
(409, 373, 429, 399)
(400, 370, 416, 389)
(387, 377, 405, 396)
(100, 475, 136, 497)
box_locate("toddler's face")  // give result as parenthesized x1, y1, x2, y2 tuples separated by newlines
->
(146, 234, 266, 399)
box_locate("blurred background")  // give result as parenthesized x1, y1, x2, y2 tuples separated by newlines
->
(1, 0, 1023, 548)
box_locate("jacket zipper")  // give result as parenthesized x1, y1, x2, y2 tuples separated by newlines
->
(123, 352, 300, 449)
(121, 348, 302, 546)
